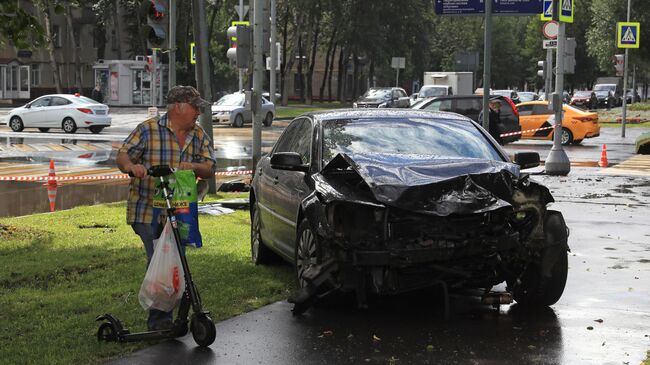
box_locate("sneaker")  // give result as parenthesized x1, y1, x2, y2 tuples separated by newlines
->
(148, 319, 174, 331)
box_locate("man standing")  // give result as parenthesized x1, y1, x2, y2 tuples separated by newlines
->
(116, 85, 216, 331)
(91, 84, 104, 103)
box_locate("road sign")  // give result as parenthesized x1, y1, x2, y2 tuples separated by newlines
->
(559, 0, 573, 23)
(543, 39, 558, 49)
(234, 4, 249, 19)
(434, 0, 543, 16)
(540, 0, 553, 21)
(543, 21, 559, 39)
(391, 57, 405, 69)
(617, 22, 640, 49)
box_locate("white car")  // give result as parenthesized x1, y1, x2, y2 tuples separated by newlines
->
(211, 92, 275, 128)
(7, 94, 111, 134)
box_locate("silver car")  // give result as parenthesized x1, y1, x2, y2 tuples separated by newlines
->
(211, 92, 275, 128)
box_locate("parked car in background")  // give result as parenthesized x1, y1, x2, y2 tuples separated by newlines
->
(537, 91, 571, 104)
(626, 89, 641, 104)
(411, 95, 521, 144)
(516, 101, 600, 145)
(7, 94, 111, 134)
(593, 90, 616, 109)
(211, 92, 275, 127)
(409, 85, 452, 105)
(569, 90, 597, 109)
(250, 109, 568, 313)
(517, 91, 539, 103)
(353, 87, 410, 108)
(492, 90, 520, 104)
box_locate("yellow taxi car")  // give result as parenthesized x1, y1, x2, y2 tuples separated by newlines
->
(515, 101, 600, 145)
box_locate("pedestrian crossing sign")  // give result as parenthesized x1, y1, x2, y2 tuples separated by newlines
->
(617, 22, 640, 49)
(540, 0, 553, 21)
(559, 0, 573, 23)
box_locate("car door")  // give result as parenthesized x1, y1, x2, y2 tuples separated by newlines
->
(255, 151, 282, 254)
(528, 104, 554, 139)
(48, 96, 73, 128)
(270, 118, 314, 258)
(21, 97, 51, 126)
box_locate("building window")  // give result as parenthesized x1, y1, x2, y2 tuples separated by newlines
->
(31, 64, 40, 86)
(52, 25, 62, 48)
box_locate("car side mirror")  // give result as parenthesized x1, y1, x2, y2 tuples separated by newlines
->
(411, 93, 418, 99)
(270, 152, 309, 172)
(24, 103, 31, 109)
(513, 152, 540, 169)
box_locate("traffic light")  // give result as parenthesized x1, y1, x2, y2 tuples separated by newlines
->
(140, 0, 168, 49)
(537, 60, 546, 79)
(227, 24, 251, 68)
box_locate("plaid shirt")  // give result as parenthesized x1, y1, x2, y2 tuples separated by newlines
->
(118, 113, 216, 224)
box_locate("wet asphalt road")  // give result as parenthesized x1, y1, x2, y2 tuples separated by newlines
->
(105, 169, 650, 365)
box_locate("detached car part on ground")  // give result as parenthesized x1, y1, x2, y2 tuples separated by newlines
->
(250, 110, 569, 314)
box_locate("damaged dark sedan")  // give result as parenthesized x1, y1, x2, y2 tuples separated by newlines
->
(250, 109, 569, 314)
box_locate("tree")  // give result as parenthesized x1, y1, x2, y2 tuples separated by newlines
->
(0, 1, 45, 49)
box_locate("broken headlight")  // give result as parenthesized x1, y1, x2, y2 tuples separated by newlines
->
(327, 202, 386, 246)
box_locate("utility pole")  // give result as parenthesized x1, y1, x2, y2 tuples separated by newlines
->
(192, 0, 216, 193)
(238, 0, 244, 91)
(621, 0, 631, 138)
(269, 0, 277, 105)
(481, 0, 492, 131)
(545, 48, 553, 101)
(545, 0, 570, 176)
(252, 0, 263, 170)
(169, 0, 176, 88)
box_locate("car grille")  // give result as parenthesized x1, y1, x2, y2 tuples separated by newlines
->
(357, 104, 378, 108)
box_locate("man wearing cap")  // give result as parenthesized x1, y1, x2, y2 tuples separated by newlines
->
(116, 85, 216, 331)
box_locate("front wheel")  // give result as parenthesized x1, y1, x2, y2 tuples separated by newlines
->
(295, 219, 321, 289)
(560, 127, 573, 145)
(232, 114, 244, 128)
(191, 313, 216, 347)
(97, 322, 118, 342)
(263, 112, 273, 127)
(9, 117, 24, 132)
(512, 246, 568, 307)
(62, 118, 77, 134)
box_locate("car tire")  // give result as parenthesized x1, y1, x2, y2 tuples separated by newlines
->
(295, 219, 321, 289)
(512, 246, 568, 307)
(232, 114, 244, 128)
(62, 118, 77, 134)
(38, 128, 50, 133)
(559, 127, 573, 145)
(251, 202, 276, 265)
(263, 112, 273, 127)
(89, 126, 105, 134)
(9, 116, 24, 132)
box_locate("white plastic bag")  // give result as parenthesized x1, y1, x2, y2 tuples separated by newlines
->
(138, 219, 186, 312)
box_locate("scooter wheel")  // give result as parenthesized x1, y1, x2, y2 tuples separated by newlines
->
(97, 322, 117, 342)
(191, 314, 216, 347)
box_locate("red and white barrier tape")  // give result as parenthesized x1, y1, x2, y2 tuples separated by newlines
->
(500, 125, 555, 137)
(0, 170, 254, 182)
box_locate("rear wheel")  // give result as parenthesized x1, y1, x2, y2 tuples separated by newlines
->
(560, 127, 573, 145)
(89, 126, 105, 134)
(263, 112, 273, 127)
(9, 116, 24, 132)
(62, 117, 77, 134)
(38, 128, 50, 133)
(232, 114, 244, 128)
(251, 203, 275, 265)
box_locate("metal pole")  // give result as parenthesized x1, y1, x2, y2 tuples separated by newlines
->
(621, 0, 631, 138)
(481, 0, 492, 130)
(396, 67, 399, 87)
(169, 0, 176, 88)
(192, 0, 216, 193)
(252, 0, 263, 171)
(152, 50, 157, 107)
(238, 0, 244, 91)
(269, 0, 277, 105)
(545, 48, 553, 101)
(545, 15, 570, 176)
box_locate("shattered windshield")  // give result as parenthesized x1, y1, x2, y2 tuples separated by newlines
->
(322, 118, 503, 165)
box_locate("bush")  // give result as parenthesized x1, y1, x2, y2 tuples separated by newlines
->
(629, 102, 650, 111)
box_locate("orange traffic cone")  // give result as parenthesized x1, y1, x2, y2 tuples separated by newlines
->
(598, 144, 609, 168)
(43, 159, 58, 212)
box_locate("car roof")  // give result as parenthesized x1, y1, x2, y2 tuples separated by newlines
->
(305, 108, 473, 123)
(418, 94, 507, 101)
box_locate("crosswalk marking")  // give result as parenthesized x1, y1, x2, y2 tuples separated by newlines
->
(601, 155, 650, 176)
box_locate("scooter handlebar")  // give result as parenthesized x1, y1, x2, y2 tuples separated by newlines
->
(127, 165, 174, 178)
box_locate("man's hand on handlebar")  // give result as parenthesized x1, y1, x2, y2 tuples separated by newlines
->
(127, 164, 148, 178)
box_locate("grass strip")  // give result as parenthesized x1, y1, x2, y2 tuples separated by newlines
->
(0, 196, 294, 364)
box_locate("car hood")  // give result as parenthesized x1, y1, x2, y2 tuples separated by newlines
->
(211, 105, 239, 113)
(356, 97, 389, 104)
(314, 152, 523, 216)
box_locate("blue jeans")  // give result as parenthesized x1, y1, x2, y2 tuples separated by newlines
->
(132, 223, 186, 330)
